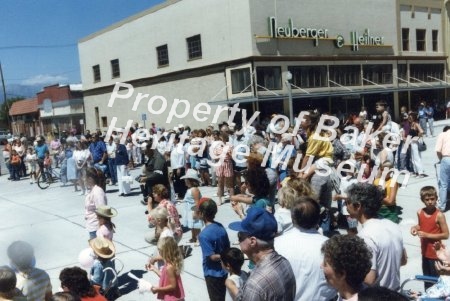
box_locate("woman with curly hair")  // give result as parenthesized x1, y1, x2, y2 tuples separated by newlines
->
(59, 267, 106, 301)
(321, 234, 372, 301)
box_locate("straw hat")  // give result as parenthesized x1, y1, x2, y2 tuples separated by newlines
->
(89, 237, 115, 259)
(95, 205, 118, 218)
(180, 169, 201, 182)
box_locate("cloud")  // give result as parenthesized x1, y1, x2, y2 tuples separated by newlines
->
(21, 74, 68, 86)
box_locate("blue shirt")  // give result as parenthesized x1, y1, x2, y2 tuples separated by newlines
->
(198, 222, 230, 278)
(89, 140, 107, 163)
(35, 144, 48, 159)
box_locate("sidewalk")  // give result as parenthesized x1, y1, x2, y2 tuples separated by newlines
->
(0, 118, 449, 299)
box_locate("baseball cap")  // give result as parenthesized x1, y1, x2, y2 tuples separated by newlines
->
(229, 207, 277, 241)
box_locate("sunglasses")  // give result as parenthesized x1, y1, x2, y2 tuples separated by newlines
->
(238, 231, 251, 243)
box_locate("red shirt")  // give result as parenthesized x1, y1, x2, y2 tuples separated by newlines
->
(419, 208, 441, 259)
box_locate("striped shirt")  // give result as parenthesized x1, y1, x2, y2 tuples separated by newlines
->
(16, 268, 52, 301)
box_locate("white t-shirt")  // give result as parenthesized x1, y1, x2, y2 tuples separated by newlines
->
(358, 218, 404, 290)
(275, 227, 337, 301)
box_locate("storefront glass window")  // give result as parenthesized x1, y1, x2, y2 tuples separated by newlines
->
(288, 66, 327, 88)
(231, 68, 251, 94)
(363, 64, 393, 85)
(256, 66, 282, 90)
(329, 65, 361, 86)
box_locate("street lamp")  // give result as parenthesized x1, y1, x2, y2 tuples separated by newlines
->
(284, 71, 294, 125)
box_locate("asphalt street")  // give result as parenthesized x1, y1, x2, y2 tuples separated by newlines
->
(0, 119, 449, 300)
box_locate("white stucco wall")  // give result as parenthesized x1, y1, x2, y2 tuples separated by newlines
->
(79, 0, 253, 91)
(83, 72, 229, 131)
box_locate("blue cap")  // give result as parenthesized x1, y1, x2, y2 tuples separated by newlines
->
(229, 207, 277, 241)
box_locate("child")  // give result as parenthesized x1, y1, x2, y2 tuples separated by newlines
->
(25, 147, 37, 184)
(9, 149, 21, 181)
(146, 236, 185, 301)
(221, 248, 248, 301)
(43, 150, 52, 173)
(374, 160, 400, 224)
(197, 197, 230, 301)
(332, 162, 358, 235)
(180, 170, 202, 244)
(89, 237, 118, 300)
(150, 207, 174, 239)
(274, 186, 298, 234)
(95, 205, 117, 240)
(411, 186, 449, 289)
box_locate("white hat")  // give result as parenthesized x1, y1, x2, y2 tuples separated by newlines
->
(180, 169, 201, 182)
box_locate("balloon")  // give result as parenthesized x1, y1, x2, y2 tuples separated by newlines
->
(78, 248, 95, 269)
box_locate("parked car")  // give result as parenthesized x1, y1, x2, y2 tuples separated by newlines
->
(0, 130, 12, 145)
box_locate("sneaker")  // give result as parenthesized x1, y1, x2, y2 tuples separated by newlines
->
(30, 181, 33, 184)
(78, 191, 85, 196)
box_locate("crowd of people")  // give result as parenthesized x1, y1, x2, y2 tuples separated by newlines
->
(1, 98, 450, 301)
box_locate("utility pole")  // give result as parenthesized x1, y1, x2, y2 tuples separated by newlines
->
(0, 61, 11, 130)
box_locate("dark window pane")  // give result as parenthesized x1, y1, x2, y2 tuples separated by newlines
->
(156, 44, 169, 66)
(187, 35, 202, 59)
(111, 59, 120, 78)
(92, 65, 101, 82)
(256, 67, 282, 90)
(231, 68, 251, 94)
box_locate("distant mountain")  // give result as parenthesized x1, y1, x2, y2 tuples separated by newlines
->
(0, 84, 43, 103)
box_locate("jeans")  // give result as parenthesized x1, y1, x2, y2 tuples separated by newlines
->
(438, 157, 450, 211)
(108, 158, 117, 184)
(419, 118, 427, 136)
(426, 118, 434, 136)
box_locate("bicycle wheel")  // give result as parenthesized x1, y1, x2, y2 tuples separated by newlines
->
(37, 172, 53, 189)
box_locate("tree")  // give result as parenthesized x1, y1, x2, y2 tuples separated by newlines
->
(0, 97, 24, 130)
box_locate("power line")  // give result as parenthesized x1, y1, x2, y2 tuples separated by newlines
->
(0, 44, 77, 50)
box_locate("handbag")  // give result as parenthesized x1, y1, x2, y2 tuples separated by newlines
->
(418, 138, 427, 152)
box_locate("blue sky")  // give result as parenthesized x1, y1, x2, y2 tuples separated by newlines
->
(0, 0, 164, 88)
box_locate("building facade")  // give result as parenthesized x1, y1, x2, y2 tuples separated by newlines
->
(37, 84, 85, 136)
(9, 98, 40, 137)
(78, 0, 449, 131)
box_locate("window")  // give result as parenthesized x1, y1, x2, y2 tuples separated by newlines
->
(363, 64, 393, 85)
(92, 65, 101, 82)
(231, 68, 251, 94)
(110, 59, 120, 78)
(402, 28, 409, 51)
(156, 44, 169, 67)
(398, 64, 407, 81)
(328, 65, 361, 86)
(101, 116, 108, 127)
(256, 67, 282, 90)
(186, 34, 202, 60)
(410, 64, 444, 82)
(95, 107, 100, 129)
(288, 66, 328, 88)
(432, 30, 438, 52)
(416, 29, 426, 51)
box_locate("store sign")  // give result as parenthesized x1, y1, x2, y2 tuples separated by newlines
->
(267, 17, 385, 51)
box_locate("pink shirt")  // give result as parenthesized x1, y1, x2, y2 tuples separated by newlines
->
(85, 185, 108, 232)
(157, 264, 185, 301)
(435, 129, 450, 157)
(96, 224, 113, 240)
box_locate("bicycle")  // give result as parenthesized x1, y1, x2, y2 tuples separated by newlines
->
(37, 168, 61, 189)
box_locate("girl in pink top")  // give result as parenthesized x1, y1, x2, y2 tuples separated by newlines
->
(85, 168, 108, 239)
(95, 205, 117, 240)
(147, 237, 185, 301)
